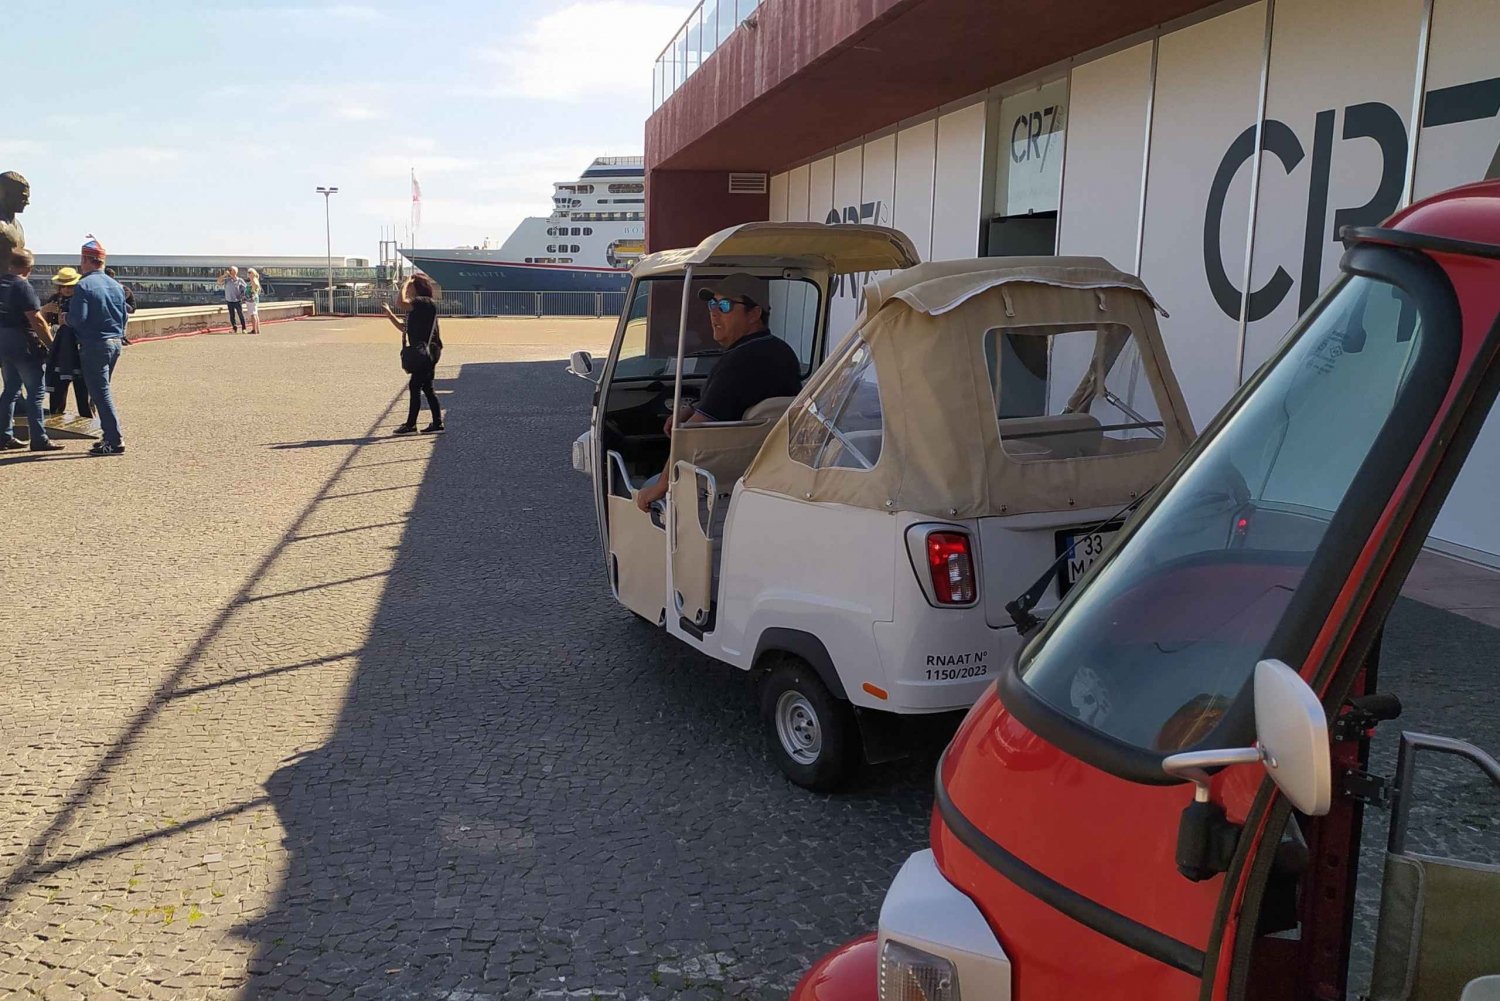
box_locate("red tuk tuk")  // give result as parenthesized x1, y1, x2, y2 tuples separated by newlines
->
(793, 180, 1500, 1001)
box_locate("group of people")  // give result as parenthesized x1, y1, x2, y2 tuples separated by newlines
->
(216, 266, 261, 334)
(0, 238, 131, 455)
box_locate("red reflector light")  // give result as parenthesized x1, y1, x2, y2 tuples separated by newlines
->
(926, 531, 975, 605)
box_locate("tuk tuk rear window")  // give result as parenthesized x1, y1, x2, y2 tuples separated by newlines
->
(984, 324, 1166, 462)
(612, 275, 822, 381)
(1014, 271, 1440, 755)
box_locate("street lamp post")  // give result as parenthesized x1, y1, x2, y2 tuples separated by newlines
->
(316, 186, 339, 313)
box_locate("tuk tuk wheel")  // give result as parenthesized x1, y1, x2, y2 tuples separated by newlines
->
(760, 657, 857, 791)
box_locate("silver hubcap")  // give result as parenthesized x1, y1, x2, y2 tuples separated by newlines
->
(774, 691, 822, 766)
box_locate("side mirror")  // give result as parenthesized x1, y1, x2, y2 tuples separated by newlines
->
(567, 350, 597, 381)
(1162, 659, 1331, 881)
(1163, 659, 1331, 814)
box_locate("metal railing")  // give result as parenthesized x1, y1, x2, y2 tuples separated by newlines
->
(652, 0, 761, 109)
(322, 289, 628, 319)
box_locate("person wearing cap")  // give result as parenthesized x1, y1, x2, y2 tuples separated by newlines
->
(0, 247, 62, 452)
(42, 267, 92, 418)
(69, 236, 129, 456)
(633, 272, 802, 512)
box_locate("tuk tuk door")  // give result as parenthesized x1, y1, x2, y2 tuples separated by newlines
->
(933, 234, 1500, 1001)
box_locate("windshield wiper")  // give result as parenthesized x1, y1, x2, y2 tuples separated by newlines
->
(1004, 494, 1148, 635)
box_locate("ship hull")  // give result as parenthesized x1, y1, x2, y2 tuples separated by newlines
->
(405, 255, 630, 295)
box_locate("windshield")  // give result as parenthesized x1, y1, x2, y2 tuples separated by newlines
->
(611, 275, 822, 381)
(1017, 268, 1444, 753)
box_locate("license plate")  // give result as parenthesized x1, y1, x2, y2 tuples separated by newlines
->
(1055, 525, 1122, 596)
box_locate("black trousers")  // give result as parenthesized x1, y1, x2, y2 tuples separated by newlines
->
(227, 300, 245, 330)
(49, 376, 92, 418)
(406, 366, 440, 426)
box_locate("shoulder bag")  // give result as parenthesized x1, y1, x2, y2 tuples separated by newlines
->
(400, 305, 437, 373)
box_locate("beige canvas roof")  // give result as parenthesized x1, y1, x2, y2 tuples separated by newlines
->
(860, 256, 1167, 317)
(743, 260, 1195, 519)
(632, 222, 921, 279)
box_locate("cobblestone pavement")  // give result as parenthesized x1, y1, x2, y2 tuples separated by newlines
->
(0, 317, 1493, 1000)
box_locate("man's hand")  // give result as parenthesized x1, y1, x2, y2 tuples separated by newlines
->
(662, 402, 698, 435)
(634, 477, 669, 513)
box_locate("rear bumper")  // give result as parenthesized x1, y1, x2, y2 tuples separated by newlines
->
(790, 933, 878, 1001)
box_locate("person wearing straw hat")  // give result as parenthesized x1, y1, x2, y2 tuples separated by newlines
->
(69, 236, 129, 456)
(42, 266, 92, 418)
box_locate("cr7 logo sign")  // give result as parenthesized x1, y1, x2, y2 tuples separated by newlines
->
(825, 201, 887, 298)
(1012, 104, 1064, 165)
(1204, 75, 1500, 322)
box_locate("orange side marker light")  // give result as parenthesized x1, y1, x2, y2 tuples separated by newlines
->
(862, 683, 889, 700)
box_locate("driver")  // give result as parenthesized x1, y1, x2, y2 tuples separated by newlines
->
(634, 273, 801, 512)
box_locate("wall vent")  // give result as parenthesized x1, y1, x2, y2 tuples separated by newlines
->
(728, 172, 769, 195)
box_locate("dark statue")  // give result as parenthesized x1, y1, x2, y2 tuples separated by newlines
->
(0, 171, 29, 261)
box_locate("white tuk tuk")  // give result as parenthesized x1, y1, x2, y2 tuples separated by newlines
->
(570, 224, 1196, 789)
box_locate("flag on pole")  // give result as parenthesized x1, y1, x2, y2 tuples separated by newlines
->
(410, 168, 422, 235)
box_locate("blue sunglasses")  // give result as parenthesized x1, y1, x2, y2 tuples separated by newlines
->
(705, 296, 749, 313)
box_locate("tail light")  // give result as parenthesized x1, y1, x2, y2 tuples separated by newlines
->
(925, 531, 976, 605)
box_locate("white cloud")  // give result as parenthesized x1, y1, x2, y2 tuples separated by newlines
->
(480, 0, 687, 102)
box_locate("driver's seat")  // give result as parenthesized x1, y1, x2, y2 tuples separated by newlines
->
(743, 395, 796, 423)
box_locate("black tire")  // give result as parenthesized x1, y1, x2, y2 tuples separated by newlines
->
(758, 656, 858, 791)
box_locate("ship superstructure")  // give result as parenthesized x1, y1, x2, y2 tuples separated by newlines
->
(402, 156, 645, 294)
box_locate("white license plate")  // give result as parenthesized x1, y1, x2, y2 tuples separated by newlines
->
(1057, 526, 1121, 594)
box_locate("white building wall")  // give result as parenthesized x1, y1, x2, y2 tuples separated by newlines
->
(1410, 0, 1500, 558)
(764, 0, 1499, 557)
(1055, 40, 1154, 269)
(768, 172, 790, 223)
(1240, 0, 1425, 373)
(893, 121, 938, 261)
(931, 103, 987, 261)
(769, 103, 986, 340)
(1137, 2, 1266, 429)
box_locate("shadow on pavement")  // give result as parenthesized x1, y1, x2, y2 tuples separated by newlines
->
(267, 436, 412, 450)
(239, 361, 936, 1000)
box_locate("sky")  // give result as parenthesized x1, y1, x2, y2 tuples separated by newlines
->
(0, 0, 692, 259)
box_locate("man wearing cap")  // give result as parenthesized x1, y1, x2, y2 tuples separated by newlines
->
(634, 272, 802, 512)
(70, 237, 130, 456)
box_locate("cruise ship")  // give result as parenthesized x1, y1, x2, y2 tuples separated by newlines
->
(402, 156, 645, 294)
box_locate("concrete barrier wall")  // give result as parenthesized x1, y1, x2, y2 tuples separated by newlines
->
(127, 301, 314, 341)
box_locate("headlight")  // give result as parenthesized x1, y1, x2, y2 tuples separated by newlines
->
(879, 939, 960, 1001)
(876, 850, 1011, 1000)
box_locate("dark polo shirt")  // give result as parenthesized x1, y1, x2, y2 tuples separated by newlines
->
(694, 329, 802, 421)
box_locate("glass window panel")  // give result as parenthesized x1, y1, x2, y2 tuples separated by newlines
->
(985, 323, 1165, 462)
(788, 340, 883, 470)
(994, 77, 1069, 216)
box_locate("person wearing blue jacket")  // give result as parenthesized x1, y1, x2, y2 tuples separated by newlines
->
(68, 236, 129, 456)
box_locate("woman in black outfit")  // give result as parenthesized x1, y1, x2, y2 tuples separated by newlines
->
(382, 275, 444, 434)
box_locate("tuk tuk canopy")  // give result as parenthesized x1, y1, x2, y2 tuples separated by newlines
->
(742, 257, 1196, 519)
(630, 221, 922, 279)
